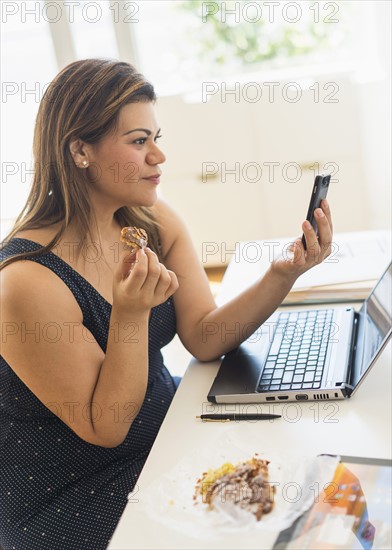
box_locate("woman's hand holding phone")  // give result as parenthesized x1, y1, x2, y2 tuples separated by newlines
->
(302, 174, 331, 250)
(270, 176, 333, 281)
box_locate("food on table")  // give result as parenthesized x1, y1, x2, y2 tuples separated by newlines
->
(194, 456, 275, 520)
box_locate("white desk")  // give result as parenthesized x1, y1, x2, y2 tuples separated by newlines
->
(109, 320, 391, 550)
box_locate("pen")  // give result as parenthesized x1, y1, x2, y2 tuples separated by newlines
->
(196, 414, 282, 422)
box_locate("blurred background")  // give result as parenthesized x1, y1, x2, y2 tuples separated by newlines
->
(1, 0, 391, 263)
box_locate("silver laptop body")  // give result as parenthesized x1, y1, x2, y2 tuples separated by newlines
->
(208, 263, 392, 404)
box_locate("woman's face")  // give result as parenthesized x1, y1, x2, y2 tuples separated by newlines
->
(85, 101, 165, 209)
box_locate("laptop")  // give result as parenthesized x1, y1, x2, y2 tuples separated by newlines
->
(208, 262, 392, 403)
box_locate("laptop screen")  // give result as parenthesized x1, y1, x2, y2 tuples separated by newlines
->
(353, 263, 392, 387)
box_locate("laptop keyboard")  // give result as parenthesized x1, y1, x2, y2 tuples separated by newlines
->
(257, 309, 334, 392)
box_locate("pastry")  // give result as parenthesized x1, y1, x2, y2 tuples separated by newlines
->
(194, 457, 274, 520)
(120, 226, 148, 254)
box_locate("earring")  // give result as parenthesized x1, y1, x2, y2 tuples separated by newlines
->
(82, 160, 88, 167)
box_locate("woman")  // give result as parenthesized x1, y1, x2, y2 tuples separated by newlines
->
(0, 59, 333, 549)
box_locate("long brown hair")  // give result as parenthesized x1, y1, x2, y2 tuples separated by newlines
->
(1, 58, 162, 269)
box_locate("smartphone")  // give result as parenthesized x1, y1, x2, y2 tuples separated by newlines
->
(301, 174, 331, 250)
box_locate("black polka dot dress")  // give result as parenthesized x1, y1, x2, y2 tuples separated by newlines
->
(0, 238, 179, 550)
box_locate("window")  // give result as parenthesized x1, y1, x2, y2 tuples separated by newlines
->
(68, 1, 118, 59)
(1, 0, 58, 236)
(1, 0, 388, 237)
(1, 0, 121, 238)
(132, 1, 380, 96)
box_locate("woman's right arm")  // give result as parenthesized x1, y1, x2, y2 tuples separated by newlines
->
(0, 248, 178, 448)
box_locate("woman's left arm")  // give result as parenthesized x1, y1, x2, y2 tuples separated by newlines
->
(154, 198, 333, 362)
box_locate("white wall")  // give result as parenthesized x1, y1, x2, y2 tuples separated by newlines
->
(157, 70, 390, 266)
(155, 2, 391, 267)
(354, 1, 391, 231)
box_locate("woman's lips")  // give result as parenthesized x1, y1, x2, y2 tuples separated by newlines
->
(143, 175, 160, 184)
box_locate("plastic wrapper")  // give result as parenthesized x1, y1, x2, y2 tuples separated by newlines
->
(135, 428, 340, 539)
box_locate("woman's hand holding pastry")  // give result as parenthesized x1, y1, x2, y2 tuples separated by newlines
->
(113, 247, 179, 315)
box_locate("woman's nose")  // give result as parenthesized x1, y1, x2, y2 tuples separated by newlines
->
(147, 143, 166, 165)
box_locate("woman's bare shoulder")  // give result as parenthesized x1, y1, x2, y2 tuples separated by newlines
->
(12, 226, 59, 246)
(1, 248, 82, 320)
(3, 226, 64, 295)
(151, 198, 189, 257)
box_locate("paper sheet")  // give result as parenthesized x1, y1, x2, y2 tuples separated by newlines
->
(217, 230, 391, 305)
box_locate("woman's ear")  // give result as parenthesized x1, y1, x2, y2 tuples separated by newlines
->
(69, 138, 90, 169)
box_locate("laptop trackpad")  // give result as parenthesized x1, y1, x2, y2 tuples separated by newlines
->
(208, 347, 264, 396)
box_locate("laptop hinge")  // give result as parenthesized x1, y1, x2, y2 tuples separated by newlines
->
(345, 312, 360, 388)
(207, 394, 217, 404)
(340, 383, 355, 397)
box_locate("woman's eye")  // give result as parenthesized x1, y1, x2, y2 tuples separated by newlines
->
(132, 135, 162, 145)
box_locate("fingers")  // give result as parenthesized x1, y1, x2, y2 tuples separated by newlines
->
(130, 248, 151, 288)
(139, 248, 162, 293)
(291, 238, 306, 265)
(302, 220, 319, 260)
(301, 203, 333, 264)
(165, 270, 179, 298)
(141, 248, 179, 299)
(314, 200, 333, 258)
(116, 247, 178, 309)
(320, 199, 333, 234)
(273, 202, 334, 278)
(116, 248, 147, 286)
(155, 269, 178, 299)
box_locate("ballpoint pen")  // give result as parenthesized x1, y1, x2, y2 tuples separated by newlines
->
(196, 414, 282, 422)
